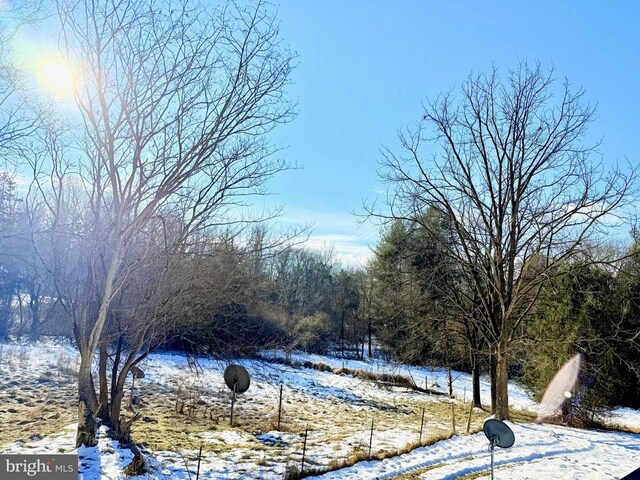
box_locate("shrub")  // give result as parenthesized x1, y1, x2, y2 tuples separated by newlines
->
(294, 312, 332, 353)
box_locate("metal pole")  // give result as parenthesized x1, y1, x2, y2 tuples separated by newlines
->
(230, 382, 237, 426)
(196, 444, 202, 480)
(490, 443, 495, 480)
(368, 418, 374, 458)
(301, 425, 308, 475)
(419, 408, 425, 444)
(277, 384, 283, 430)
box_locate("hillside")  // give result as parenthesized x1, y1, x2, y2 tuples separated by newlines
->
(0, 341, 638, 479)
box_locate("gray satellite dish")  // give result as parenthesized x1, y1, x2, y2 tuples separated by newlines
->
(224, 365, 250, 426)
(129, 366, 145, 408)
(483, 419, 515, 480)
(224, 365, 250, 394)
(484, 419, 515, 448)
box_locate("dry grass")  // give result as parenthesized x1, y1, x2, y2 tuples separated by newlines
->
(452, 468, 492, 480)
(55, 353, 79, 378)
(283, 465, 326, 479)
(508, 408, 537, 423)
(0, 381, 76, 445)
(537, 411, 640, 435)
(615, 424, 640, 434)
(0, 346, 79, 445)
(284, 429, 460, 479)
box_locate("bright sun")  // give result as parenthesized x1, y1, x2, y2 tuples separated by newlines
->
(35, 56, 78, 99)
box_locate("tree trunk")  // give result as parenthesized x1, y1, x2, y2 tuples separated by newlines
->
(352, 313, 357, 354)
(471, 350, 481, 408)
(0, 293, 12, 340)
(111, 337, 123, 405)
(76, 357, 99, 447)
(75, 242, 124, 445)
(110, 388, 125, 438)
(98, 343, 109, 421)
(340, 310, 345, 356)
(110, 364, 134, 441)
(490, 352, 497, 413)
(29, 294, 40, 341)
(368, 321, 372, 358)
(494, 347, 510, 420)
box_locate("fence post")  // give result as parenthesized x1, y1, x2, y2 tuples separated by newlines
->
(419, 407, 425, 444)
(277, 384, 283, 430)
(301, 425, 308, 475)
(196, 444, 202, 480)
(451, 403, 456, 434)
(368, 418, 374, 458)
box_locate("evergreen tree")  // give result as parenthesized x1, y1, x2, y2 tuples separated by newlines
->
(523, 258, 640, 409)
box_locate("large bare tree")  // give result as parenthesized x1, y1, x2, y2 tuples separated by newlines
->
(375, 63, 636, 419)
(26, 0, 296, 446)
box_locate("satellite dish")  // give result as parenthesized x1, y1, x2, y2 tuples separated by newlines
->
(224, 365, 250, 394)
(224, 365, 250, 427)
(129, 366, 145, 409)
(483, 419, 515, 480)
(483, 419, 515, 448)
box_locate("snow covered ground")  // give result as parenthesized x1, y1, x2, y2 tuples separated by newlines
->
(313, 422, 640, 480)
(263, 350, 539, 412)
(1, 340, 639, 479)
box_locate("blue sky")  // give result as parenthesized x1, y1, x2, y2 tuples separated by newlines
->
(263, 1, 640, 266)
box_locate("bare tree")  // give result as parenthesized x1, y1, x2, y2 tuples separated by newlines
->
(0, 3, 42, 331)
(25, 0, 296, 446)
(0, 1, 41, 156)
(375, 63, 636, 419)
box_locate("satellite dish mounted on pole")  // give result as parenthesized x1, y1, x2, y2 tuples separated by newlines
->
(224, 365, 250, 426)
(483, 419, 515, 480)
(129, 366, 145, 408)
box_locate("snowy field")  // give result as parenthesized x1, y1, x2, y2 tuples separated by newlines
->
(263, 350, 539, 412)
(313, 423, 640, 480)
(0, 340, 639, 479)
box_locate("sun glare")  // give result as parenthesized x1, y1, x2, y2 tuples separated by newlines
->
(35, 56, 78, 99)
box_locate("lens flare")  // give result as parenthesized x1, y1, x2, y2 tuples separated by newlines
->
(35, 55, 78, 99)
(535, 353, 582, 423)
